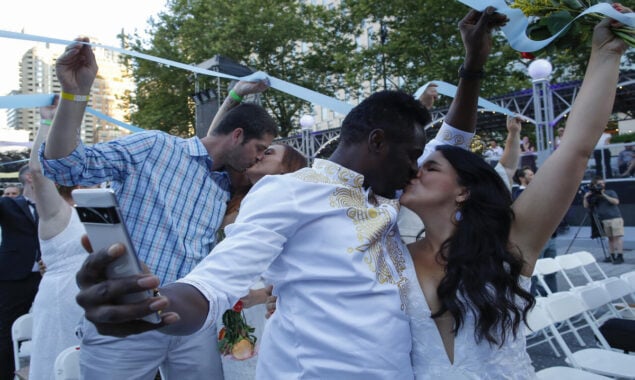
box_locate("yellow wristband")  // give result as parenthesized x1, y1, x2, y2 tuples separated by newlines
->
(61, 91, 90, 102)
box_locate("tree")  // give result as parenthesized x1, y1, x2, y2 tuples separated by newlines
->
(341, 0, 530, 102)
(122, 0, 625, 137)
(124, 0, 359, 137)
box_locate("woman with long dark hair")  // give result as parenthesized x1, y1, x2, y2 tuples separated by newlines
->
(400, 15, 628, 379)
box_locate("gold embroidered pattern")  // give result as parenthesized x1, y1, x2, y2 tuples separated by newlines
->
(294, 159, 409, 309)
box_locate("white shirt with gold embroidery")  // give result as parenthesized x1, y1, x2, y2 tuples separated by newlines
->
(180, 159, 413, 380)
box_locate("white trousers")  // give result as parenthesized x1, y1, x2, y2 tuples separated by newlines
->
(77, 318, 224, 380)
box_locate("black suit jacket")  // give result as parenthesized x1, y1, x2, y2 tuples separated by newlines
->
(0, 196, 40, 280)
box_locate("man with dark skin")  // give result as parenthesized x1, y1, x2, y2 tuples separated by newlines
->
(74, 7, 507, 379)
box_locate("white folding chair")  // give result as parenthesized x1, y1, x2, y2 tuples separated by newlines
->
(555, 254, 588, 288)
(620, 270, 635, 302)
(535, 366, 612, 380)
(525, 297, 562, 357)
(54, 345, 80, 380)
(572, 284, 620, 326)
(540, 292, 635, 378)
(526, 304, 614, 379)
(601, 277, 635, 319)
(572, 251, 610, 280)
(533, 258, 574, 294)
(11, 313, 32, 378)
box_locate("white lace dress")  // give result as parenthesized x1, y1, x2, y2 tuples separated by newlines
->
(404, 252, 537, 380)
(29, 210, 86, 380)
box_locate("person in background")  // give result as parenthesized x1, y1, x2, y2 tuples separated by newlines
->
(512, 163, 558, 295)
(28, 96, 88, 380)
(554, 127, 565, 149)
(618, 144, 634, 177)
(512, 166, 534, 200)
(40, 37, 277, 380)
(2, 186, 21, 198)
(483, 138, 503, 167)
(583, 176, 625, 264)
(497, 115, 523, 191)
(0, 165, 42, 379)
(593, 130, 613, 178)
(519, 135, 537, 172)
(0, 164, 41, 379)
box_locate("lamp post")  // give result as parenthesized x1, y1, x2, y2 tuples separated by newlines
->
(300, 114, 315, 166)
(528, 59, 555, 167)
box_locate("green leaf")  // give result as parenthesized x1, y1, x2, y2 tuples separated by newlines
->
(562, 0, 584, 10)
(542, 11, 575, 35)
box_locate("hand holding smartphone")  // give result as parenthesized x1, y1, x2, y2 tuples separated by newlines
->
(72, 188, 161, 324)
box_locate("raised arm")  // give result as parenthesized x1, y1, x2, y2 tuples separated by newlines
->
(44, 37, 98, 159)
(30, 96, 74, 240)
(511, 18, 627, 274)
(207, 79, 270, 136)
(445, 7, 508, 132)
(499, 116, 522, 184)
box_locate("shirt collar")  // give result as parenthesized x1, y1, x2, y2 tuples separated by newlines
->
(311, 159, 398, 207)
(187, 137, 210, 158)
(187, 137, 226, 176)
(313, 159, 365, 189)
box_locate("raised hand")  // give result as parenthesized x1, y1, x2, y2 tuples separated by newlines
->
(55, 37, 98, 95)
(506, 116, 522, 135)
(591, 5, 629, 56)
(459, 6, 508, 70)
(232, 78, 271, 98)
(418, 83, 439, 110)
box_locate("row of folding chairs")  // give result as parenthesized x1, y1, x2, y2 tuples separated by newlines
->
(532, 251, 635, 320)
(527, 291, 635, 379)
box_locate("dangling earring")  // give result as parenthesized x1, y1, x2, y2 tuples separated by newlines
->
(452, 201, 464, 224)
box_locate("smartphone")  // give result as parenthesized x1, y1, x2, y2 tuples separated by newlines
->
(72, 188, 161, 324)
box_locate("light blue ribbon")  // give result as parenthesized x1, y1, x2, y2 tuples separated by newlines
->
(0, 94, 143, 133)
(458, 0, 634, 52)
(414, 81, 523, 118)
(0, 30, 354, 115)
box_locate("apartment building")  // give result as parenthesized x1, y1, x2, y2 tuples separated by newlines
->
(13, 40, 135, 144)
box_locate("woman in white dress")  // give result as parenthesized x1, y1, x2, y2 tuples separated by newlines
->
(28, 99, 88, 380)
(399, 17, 627, 379)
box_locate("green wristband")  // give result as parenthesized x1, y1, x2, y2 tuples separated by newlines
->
(229, 89, 243, 103)
(41, 119, 52, 126)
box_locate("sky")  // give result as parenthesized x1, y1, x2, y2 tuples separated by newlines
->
(0, 0, 168, 99)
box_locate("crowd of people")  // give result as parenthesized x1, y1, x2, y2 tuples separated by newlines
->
(0, 5, 631, 380)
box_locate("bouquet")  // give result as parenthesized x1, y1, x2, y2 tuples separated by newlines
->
(510, 0, 635, 53)
(217, 300, 258, 360)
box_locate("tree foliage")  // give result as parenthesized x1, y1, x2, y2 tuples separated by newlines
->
(122, 0, 626, 137)
(124, 0, 358, 137)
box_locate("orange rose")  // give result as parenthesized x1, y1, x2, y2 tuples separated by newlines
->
(231, 338, 254, 360)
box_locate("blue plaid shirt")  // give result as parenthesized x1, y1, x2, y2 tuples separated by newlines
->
(40, 131, 230, 285)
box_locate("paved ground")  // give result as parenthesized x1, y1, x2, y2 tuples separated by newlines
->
(526, 226, 635, 373)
